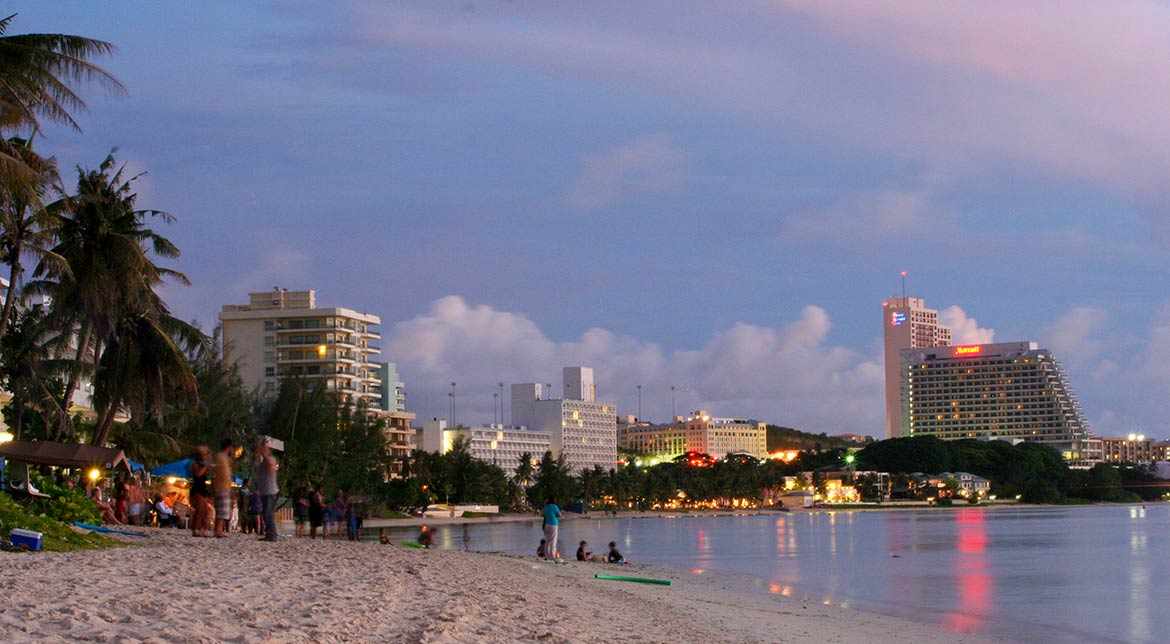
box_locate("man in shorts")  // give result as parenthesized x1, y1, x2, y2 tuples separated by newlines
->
(212, 438, 235, 538)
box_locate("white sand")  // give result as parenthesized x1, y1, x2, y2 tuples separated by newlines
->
(0, 529, 1001, 644)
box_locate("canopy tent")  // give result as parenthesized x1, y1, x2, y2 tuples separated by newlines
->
(128, 460, 146, 472)
(150, 458, 243, 485)
(0, 440, 132, 473)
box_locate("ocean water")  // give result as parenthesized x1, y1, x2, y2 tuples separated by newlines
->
(376, 505, 1169, 643)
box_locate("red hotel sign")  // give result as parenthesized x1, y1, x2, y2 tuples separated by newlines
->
(954, 345, 982, 356)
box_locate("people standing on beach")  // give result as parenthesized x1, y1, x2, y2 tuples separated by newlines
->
(293, 486, 308, 537)
(542, 495, 561, 560)
(212, 438, 235, 538)
(254, 440, 279, 542)
(308, 482, 326, 539)
(332, 490, 347, 537)
(189, 446, 212, 537)
(237, 478, 254, 534)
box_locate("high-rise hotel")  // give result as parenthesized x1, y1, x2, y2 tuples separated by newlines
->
(883, 296, 952, 438)
(900, 341, 1098, 465)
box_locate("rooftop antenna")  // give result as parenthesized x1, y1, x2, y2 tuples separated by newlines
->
(900, 270, 907, 299)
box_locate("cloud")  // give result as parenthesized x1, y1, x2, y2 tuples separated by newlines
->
(385, 296, 882, 434)
(231, 246, 310, 295)
(1044, 306, 1109, 366)
(939, 306, 995, 345)
(311, 2, 1170, 218)
(562, 134, 687, 210)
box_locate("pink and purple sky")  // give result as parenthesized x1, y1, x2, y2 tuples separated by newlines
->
(21, 2, 1170, 437)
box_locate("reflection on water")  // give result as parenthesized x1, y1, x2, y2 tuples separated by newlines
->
(373, 505, 1168, 643)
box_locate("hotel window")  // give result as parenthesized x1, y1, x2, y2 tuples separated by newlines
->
(264, 320, 275, 331)
(264, 367, 275, 377)
(264, 336, 275, 347)
(264, 351, 275, 361)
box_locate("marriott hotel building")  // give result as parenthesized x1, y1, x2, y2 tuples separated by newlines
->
(901, 341, 1099, 465)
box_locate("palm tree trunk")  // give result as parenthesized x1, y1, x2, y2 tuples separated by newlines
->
(55, 320, 92, 440)
(10, 390, 23, 440)
(0, 241, 21, 340)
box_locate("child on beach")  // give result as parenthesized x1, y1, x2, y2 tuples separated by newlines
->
(418, 525, 434, 548)
(537, 538, 546, 557)
(607, 542, 625, 564)
(576, 541, 592, 561)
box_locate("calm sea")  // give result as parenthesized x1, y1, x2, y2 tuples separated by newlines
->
(375, 505, 1168, 643)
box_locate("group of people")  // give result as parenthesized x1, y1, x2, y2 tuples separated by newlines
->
(182, 438, 279, 541)
(291, 484, 365, 540)
(538, 495, 626, 564)
(86, 476, 151, 525)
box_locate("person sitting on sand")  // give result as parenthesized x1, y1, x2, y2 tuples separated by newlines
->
(379, 528, 393, 545)
(607, 541, 625, 564)
(537, 538, 546, 558)
(88, 480, 122, 525)
(576, 541, 592, 561)
(418, 524, 434, 548)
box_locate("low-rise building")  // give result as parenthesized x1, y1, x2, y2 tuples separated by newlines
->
(617, 409, 768, 461)
(417, 418, 551, 475)
(1100, 435, 1160, 464)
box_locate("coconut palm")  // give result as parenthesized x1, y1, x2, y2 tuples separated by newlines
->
(31, 153, 192, 441)
(0, 14, 122, 185)
(0, 136, 65, 339)
(0, 304, 64, 439)
(90, 298, 204, 446)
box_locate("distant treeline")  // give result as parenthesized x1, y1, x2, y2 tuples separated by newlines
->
(857, 436, 1165, 503)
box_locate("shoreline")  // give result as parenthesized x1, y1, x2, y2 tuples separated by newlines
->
(360, 500, 1034, 529)
(0, 528, 1000, 643)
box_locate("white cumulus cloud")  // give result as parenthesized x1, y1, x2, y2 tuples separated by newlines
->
(939, 305, 995, 345)
(385, 296, 882, 435)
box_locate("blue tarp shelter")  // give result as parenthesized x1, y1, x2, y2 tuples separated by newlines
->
(150, 458, 243, 485)
(128, 460, 145, 472)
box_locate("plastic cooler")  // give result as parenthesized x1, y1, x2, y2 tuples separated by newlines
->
(10, 528, 43, 551)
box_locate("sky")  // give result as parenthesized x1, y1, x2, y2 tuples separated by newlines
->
(16, 1, 1170, 438)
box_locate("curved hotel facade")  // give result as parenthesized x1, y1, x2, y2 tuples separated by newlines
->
(900, 341, 1098, 465)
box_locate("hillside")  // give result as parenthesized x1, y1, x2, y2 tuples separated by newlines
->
(766, 425, 853, 452)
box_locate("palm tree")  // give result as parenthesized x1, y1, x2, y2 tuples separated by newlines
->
(0, 14, 123, 184)
(0, 303, 63, 439)
(32, 153, 192, 441)
(0, 136, 64, 339)
(90, 301, 204, 446)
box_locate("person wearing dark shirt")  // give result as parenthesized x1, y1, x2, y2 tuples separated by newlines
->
(607, 541, 625, 563)
(576, 541, 592, 561)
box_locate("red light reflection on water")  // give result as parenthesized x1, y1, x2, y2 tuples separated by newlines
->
(942, 509, 992, 634)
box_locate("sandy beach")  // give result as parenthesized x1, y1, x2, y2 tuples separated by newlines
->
(0, 528, 1001, 644)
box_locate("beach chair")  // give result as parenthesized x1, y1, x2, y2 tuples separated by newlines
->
(173, 503, 191, 529)
(7, 463, 51, 507)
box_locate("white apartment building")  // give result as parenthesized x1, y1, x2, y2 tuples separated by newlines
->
(219, 289, 384, 406)
(511, 367, 618, 473)
(417, 418, 551, 474)
(901, 341, 1097, 466)
(883, 296, 952, 439)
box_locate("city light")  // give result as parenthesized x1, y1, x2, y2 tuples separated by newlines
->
(87, 468, 101, 481)
(0, 431, 13, 444)
(954, 345, 982, 356)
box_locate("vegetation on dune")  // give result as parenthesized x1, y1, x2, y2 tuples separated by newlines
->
(0, 492, 119, 551)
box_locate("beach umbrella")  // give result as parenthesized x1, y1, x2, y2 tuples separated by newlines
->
(150, 458, 244, 485)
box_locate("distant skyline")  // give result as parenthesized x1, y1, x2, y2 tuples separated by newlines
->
(19, 2, 1170, 438)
